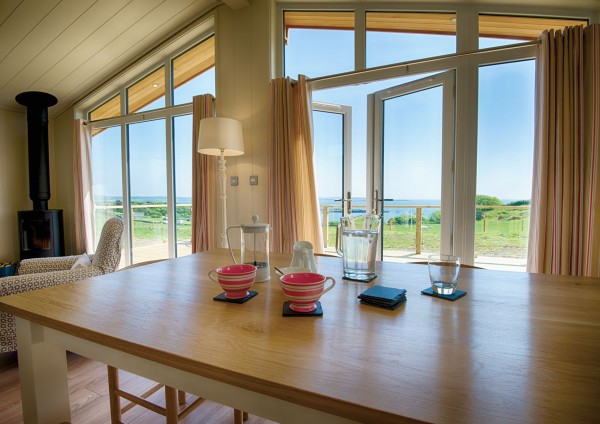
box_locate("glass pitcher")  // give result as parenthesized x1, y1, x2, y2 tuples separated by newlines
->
(226, 215, 270, 282)
(336, 214, 381, 281)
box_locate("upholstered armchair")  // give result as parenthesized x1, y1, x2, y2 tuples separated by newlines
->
(0, 217, 124, 352)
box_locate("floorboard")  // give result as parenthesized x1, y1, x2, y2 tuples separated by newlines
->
(0, 352, 276, 424)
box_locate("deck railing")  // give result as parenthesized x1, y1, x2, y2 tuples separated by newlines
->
(321, 204, 530, 254)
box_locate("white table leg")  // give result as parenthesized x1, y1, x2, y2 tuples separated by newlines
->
(16, 317, 71, 424)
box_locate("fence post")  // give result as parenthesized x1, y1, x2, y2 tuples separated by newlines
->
(322, 206, 329, 248)
(416, 207, 422, 255)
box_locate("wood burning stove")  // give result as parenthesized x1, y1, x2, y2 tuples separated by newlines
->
(16, 91, 65, 260)
(18, 210, 64, 259)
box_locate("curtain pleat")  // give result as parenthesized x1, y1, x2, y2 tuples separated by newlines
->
(191, 94, 217, 253)
(72, 119, 95, 254)
(527, 24, 600, 276)
(268, 75, 324, 254)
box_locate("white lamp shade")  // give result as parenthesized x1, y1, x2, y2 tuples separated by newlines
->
(197, 117, 244, 156)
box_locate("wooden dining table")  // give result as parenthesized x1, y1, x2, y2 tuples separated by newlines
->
(1, 249, 599, 423)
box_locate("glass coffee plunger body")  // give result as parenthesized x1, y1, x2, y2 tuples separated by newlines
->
(226, 215, 270, 282)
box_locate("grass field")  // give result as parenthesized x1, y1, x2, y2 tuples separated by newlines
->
(327, 215, 529, 258)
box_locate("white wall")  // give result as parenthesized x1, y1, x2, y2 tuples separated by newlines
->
(0, 109, 30, 261)
(52, 107, 77, 254)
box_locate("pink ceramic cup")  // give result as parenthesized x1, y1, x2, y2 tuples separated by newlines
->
(208, 264, 257, 299)
(279, 272, 336, 313)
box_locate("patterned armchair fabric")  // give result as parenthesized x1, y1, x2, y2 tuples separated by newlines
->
(0, 217, 123, 352)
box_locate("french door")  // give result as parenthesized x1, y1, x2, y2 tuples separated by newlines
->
(368, 71, 456, 260)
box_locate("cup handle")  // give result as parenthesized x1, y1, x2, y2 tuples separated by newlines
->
(321, 277, 336, 295)
(208, 270, 219, 284)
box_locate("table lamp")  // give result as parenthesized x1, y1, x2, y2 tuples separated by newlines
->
(197, 117, 244, 248)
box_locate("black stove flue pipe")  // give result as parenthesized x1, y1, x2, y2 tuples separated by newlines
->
(15, 91, 58, 211)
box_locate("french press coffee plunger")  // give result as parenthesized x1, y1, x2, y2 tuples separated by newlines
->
(226, 215, 270, 282)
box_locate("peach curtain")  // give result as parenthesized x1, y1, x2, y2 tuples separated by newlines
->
(73, 119, 95, 254)
(527, 24, 600, 276)
(191, 94, 217, 252)
(268, 75, 323, 254)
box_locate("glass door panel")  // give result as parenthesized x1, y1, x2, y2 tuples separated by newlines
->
(127, 119, 168, 264)
(371, 71, 455, 261)
(313, 102, 351, 252)
(91, 126, 123, 248)
(476, 60, 535, 271)
(173, 115, 193, 257)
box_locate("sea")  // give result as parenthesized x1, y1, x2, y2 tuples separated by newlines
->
(96, 196, 525, 224)
(318, 197, 442, 223)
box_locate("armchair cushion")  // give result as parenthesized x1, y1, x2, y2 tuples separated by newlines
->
(71, 253, 91, 270)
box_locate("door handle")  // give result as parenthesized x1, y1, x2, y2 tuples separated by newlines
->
(335, 191, 352, 215)
(372, 190, 392, 215)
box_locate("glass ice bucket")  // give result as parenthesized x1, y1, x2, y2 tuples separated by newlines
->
(336, 214, 381, 282)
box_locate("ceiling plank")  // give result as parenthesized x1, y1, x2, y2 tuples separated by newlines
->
(1, 0, 137, 98)
(0, 0, 23, 26)
(0, 0, 99, 92)
(31, 0, 166, 95)
(54, 0, 209, 108)
(0, 0, 60, 60)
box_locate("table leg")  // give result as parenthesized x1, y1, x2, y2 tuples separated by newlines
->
(16, 317, 71, 424)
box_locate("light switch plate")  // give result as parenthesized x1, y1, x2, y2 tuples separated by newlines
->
(230, 176, 239, 186)
(250, 175, 258, 185)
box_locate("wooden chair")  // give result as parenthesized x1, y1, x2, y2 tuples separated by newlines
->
(108, 259, 248, 423)
(107, 365, 205, 423)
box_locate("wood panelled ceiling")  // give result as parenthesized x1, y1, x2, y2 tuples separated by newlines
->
(0, 0, 222, 117)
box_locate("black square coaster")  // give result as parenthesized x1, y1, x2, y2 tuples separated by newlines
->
(282, 301, 323, 317)
(359, 298, 406, 310)
(213, 290, 258, 303)
(342, 274, 377, 283)
(358, 286, 407, 303)
(421, 287, 467, 301)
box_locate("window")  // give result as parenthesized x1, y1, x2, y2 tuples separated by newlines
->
(366, 12, 456, 67)
(284, 11, 354, 77)
(476, 60, 535, 269)
(173, 35, 216, 104)
(283, 6, 591, 271)
(479, 15, 588, 48)
(88, 35, 215, 265)
(127, 67, 166, 113)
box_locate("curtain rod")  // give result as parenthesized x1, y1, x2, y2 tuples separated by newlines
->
(305, 40, 540, 84)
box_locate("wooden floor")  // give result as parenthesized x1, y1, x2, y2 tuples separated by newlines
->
(0, 352, 276, 424)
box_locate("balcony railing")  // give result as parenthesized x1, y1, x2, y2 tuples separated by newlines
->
(321, 203, 530, 258)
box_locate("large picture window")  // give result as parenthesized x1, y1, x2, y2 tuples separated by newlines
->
(88, 35, 215, 265)
(282, 7, 591, 271)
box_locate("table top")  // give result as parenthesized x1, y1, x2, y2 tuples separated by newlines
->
(1, 249, 600, 424)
